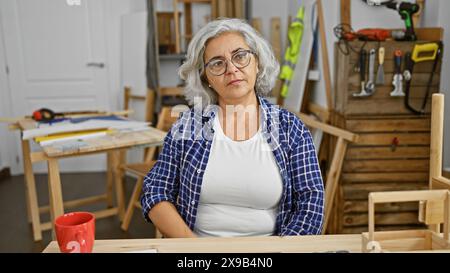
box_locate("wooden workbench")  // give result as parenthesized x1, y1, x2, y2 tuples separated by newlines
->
(10, 118, 166, 241)
(43, 235, 363, 253)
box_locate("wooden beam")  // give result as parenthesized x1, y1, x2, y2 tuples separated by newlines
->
(370, 190, 448, 204)
(307, 102, 330, 123)
(340, 0, 351, 26)
(432, 176, 450, 190)
(323, 137, 347, 233)
(430, 94, 444, 188)
(184, 2, 192, 45)
(173, 0, 181, 53)
(270, 17, 282, 62)
(145, 88, 155, 124)
(234, 0, 244, 18)
(317, 0, 333, 111)
(251, 18, 262, 34)
(38, 194, 108, 214)
(413, 0, 425, 28)
(211, 0, 217, 19)
(30, 152, 48, 163)
(293, 111, 359, 142)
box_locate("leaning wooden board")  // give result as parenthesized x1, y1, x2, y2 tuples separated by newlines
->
(330, 39, 443, 234)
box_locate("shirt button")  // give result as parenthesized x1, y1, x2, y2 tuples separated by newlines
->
(191, 201, 195, 205)
(197, 169, 201, 174)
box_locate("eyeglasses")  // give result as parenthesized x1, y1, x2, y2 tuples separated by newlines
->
(204, 49, 256, 76)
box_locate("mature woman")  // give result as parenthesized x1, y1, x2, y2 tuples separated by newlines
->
(141, 18, 324, 238)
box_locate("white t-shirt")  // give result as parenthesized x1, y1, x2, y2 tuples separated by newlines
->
(194, 116, 283, 237)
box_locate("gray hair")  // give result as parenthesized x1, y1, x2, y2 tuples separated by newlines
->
(178, 18, 280, 108)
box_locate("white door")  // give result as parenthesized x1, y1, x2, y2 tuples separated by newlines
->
(1, 0, 111, 173)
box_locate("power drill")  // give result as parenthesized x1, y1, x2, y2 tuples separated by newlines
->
(386, 1, 420, 41)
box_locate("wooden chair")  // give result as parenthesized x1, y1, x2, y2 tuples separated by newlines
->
(120, 87, 185, 237)
(361, 94, 450, 252)
(123, 86, 155, 124)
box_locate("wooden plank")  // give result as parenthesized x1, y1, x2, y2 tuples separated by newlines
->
(210, 0, 217, 19)
(38, 194, 108, 214)
(251, 18, 262, 34)
(184, 2, 192, 45)
(419, 200, 444, 225)
(353, 133, 430, 146)
(345, 118, 430, 132)
(307, 102, 330, 123)
(226, 0, 233, 17)
(323, 138, 348, 233)
(344, 200, 418, 213)
(173, 0, 181, 53)
(341, 224, 425, 234)
(111, 150, 126, 220)
(317, 0, 333, 110)
(270, 17, 282, 62)
(47, 158, 64, 239)
(346, 146, 430, 160)
(145, 88, 155, 123)
(342, 172, 429, 183)
(343, 159, 429, 173)
(343, 182, 428, 200)
(334, 44, 350, 114)
(415, 27, 444, 41)
(106, 152, 114, 207)
(43, 128, 166, 157)
(428, 94, 445, 234)
(159, 86, 184, 96)
(430, 94, 444, 187)
(345, 99, 432, 116)
(344, 212, 421, 227)
(376, 237, 430, 252)
(178, 0, 212, 3)
(18, 119, 37, 130)
(340, 0, 351, 26)
(21, 140, 42, 241)
(432, 176, 450, 190)
(370, 190, 448, 204)
(121, 177, 144, 231)
(234, 0, 244, 19)
(217, 0, 227, 17)
(93, 208, 120, 219)
(413, 0, 425, 29)
(43, 234, 364, 253)
(295, 112, 358, 142)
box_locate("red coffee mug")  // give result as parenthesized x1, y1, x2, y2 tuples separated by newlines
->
(55, 212, 95, 253)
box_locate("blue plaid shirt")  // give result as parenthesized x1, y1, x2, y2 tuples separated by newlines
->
(141, 96, 324, 236)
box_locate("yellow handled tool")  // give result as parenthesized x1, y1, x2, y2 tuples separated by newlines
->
(411, 42, 439, 63)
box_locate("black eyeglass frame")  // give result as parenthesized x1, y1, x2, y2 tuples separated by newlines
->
(203, 49, 256, 76)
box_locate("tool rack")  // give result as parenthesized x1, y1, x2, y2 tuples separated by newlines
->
(329, 38, 443, 234)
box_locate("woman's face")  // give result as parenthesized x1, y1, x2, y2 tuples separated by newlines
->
(203, 32, 258, 104)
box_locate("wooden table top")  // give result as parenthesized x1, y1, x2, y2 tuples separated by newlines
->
(43, 235, 363, 253)
(42, 127, 166, 157)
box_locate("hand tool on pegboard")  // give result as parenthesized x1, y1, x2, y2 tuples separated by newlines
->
(403, 42, 442, 114)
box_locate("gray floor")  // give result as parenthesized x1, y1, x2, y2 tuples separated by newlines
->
(0, 172, 156, 253)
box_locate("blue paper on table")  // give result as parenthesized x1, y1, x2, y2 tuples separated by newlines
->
(70, 115, 127, 123)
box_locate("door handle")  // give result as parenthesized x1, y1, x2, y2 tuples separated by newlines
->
(86, 62, 105, 68)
